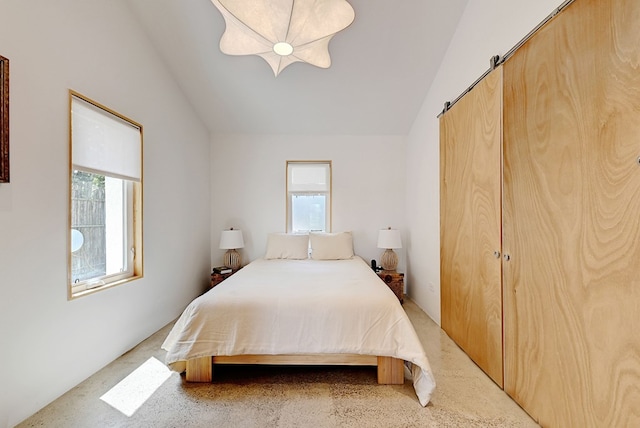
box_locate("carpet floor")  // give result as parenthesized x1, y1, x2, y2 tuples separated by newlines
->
(17, 299, 538, 427)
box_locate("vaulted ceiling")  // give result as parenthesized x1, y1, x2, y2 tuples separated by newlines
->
(127, 0, 469, 135)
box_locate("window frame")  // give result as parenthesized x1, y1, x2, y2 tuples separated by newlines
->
(68, 90, 143, 299)
(286, 160, 332, 233)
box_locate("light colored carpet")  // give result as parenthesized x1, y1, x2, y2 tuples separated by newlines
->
(17, 299, 538, 427)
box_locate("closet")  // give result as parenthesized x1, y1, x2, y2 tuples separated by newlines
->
(440, 0, 640, 426)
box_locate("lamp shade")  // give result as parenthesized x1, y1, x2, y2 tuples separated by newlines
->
(377, 228, 402, 249)
(219, 229, 244, 249)
(210, 0, 355, 76)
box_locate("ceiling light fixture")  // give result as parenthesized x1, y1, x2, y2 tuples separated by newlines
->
(210, 0, 355, 76)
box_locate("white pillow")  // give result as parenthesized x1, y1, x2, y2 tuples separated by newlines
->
(264, 233, 309, 259)
(309, 232, 354, 260)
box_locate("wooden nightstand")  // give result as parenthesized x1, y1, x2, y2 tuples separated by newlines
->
(211, 268, 240, 288)
(377, 270, 404, 303)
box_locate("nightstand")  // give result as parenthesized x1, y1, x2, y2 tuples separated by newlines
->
(377, 270, 404, 303)
(211, 268, 240, 288)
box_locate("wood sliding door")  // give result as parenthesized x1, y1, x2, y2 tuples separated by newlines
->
(440, 68, 504, 387)
(502, 0, 640, 426)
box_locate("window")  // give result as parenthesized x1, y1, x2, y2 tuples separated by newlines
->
(286, 161, 331, 233)
(68, 91, 143, 298)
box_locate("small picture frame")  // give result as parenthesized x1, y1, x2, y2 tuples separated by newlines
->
(0, 54, 9, 183)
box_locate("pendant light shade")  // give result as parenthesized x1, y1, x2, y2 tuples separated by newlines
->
(210, 0, 355, 76)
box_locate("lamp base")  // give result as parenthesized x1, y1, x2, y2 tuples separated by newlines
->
(380, 249, 398, 271)
(224, 249, 242, 270)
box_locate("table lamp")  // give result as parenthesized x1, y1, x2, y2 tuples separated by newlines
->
(377, 227, 402, 271)
(219, 228, 244, 270)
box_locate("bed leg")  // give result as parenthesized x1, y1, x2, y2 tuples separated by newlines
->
(377, 356, 404, 384)
(186, 356, 213, 382)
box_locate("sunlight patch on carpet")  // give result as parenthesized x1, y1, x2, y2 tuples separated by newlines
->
(100, 357, 172, 417)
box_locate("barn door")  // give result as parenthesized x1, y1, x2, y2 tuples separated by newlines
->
(440, 67, 504, 387)
(502, 0, 640, 425)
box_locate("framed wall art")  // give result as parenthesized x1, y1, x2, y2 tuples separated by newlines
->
(0, 55, 8, 183)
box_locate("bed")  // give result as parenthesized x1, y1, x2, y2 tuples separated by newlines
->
(161, 232, 436, 406)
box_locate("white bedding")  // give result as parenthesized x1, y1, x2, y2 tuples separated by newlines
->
(161, 257, 436, 406)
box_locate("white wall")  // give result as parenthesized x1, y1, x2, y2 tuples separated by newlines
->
(0, 1, 211, 426)
(405, 0, 566, 323)
(210, 134, 407, 273)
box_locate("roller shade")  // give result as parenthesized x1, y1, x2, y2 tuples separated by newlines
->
(71, 95, 141, 182)
(288, 162, 330, 192)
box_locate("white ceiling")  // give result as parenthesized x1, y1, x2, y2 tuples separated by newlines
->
(127, 0, 469, 135)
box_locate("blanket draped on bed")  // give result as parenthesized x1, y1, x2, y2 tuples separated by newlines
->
(162, 257, 436, 406)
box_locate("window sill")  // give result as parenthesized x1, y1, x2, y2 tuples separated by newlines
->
(68, 274, 143, 300)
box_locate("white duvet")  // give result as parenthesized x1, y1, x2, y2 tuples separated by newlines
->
(162, 257, 436, 406)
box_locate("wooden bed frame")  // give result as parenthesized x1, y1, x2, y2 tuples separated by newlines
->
(185, 354, 405, 385)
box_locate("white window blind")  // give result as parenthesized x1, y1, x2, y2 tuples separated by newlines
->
(71, 95, 141, 182)
(288, 162, 330, 192)
(287, 161, 331, 233)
